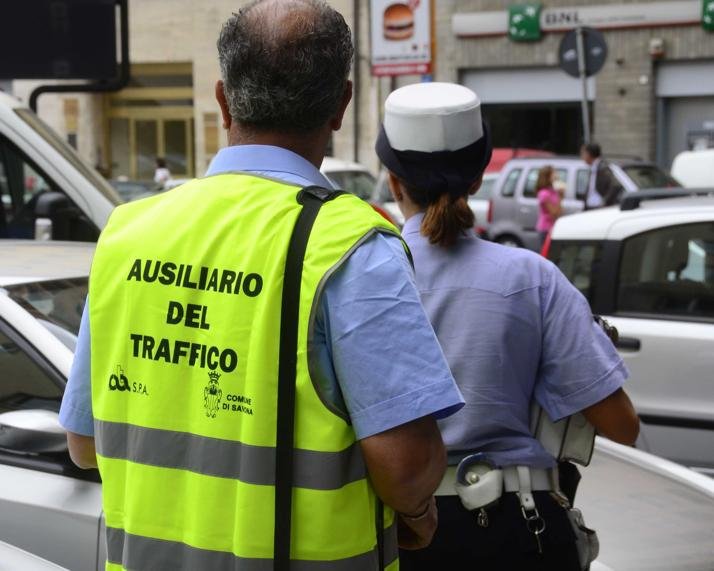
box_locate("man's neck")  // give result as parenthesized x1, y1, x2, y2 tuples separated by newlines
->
(227, 124, 328, 169)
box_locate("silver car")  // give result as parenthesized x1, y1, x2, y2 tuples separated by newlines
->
(487, 157, 678, 250)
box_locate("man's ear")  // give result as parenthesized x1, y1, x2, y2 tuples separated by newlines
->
(215, 80, 232, 131)
(330, 80, 353, 132)
(387, 171, 404, 202)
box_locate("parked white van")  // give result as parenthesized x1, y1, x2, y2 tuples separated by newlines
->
(0, 92, 121, 241)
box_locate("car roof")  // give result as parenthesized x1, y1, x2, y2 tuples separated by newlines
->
(0, 241, 95, 287)
(582, 439, 714, 568)
(551, 195, 714, 240)
(320, 156, 371, 173)
(504, 156, 651, 167)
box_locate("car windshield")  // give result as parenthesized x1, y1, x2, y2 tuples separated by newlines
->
(15, 108, 123, 206)
(5, 277, 87, 349)
(326, 170, 377, 201)
(622, 165, 679, 189)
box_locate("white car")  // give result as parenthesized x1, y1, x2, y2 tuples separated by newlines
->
(0, 540, 68, 570)
(546, 189, 714, 473)
(2, 240, 714, 570)
(0, 92, 121, 241)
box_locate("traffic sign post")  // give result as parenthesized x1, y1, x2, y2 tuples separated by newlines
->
(559, 27, 608, 145)
(576, 28, 591, 144)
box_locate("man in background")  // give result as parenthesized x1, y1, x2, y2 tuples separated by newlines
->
(581, 142, 621, 208)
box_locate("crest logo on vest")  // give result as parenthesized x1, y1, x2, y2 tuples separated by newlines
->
(108, 365, 149, 395)
(204, 371, 223, 418)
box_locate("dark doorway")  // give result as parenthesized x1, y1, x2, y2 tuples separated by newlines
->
(482, 102, 592, 154)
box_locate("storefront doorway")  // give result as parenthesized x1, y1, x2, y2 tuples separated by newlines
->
(106, 63, 194, 181)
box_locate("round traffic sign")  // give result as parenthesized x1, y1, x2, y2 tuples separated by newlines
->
(559, 27, 608, 78)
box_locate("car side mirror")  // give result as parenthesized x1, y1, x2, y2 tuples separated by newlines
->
(0, 410, 67, 454)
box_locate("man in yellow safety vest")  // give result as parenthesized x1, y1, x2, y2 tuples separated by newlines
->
(60, 1, 465, 569)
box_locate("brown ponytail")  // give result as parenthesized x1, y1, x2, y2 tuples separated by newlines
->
(421, 192, 475, 248)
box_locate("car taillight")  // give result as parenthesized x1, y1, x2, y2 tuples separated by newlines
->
(487, 200, 493, 224)
(540, 231, 552, 258)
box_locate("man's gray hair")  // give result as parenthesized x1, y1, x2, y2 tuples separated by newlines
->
(217, 0, 354, 132)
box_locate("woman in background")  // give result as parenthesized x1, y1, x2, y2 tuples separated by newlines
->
(536, 165, 562, 246)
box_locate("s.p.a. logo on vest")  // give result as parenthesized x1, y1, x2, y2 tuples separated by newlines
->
(203, 371, 222, 418)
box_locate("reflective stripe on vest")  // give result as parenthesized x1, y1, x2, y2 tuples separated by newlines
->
(95, 419, 366, 489)
(90, 174, 400, 569)
(105, 523, 398, 570)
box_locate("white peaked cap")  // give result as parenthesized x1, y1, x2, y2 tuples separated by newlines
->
(383, 82, 484, 153)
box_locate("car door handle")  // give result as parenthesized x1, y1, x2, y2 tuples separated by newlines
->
(616, 337, 641, 351)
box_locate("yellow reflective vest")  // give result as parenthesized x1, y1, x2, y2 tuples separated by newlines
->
(89, 173, 400, 570)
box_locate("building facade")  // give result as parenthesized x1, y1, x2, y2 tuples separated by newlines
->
(437, 0, 714, 167)
(8, 0, 714, 180)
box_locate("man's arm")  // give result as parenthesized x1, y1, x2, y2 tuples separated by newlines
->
(360, 415, 446, 516)
(67, 432, 97, 469)
(360, 416, 446, 550)
(59, 301, 98, 469)
(597, 164, 621, 206)
(582, 387, 639, 445)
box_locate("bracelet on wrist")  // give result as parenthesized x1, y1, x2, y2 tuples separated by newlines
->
(399, 501, 431, 521)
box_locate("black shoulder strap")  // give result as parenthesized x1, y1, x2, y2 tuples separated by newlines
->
(273, 186, 345, 570)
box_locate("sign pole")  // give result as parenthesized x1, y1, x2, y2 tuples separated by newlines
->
(575, 26, 591, 144)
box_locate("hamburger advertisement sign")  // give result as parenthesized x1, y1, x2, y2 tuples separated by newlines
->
(371, 0, 433, 76)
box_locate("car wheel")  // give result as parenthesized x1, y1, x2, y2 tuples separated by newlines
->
(495, 235, 522, 248)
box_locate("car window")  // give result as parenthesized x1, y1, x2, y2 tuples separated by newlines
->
(0, 139, 58, 239)
(326, 170, 376, 201)
(0, 138, 98, 241)
(6, 278, 87, 338)
(547, 241, 601, 301)
(576, 169, 590, 201)
(621, 165, 678, 189)
(501, 168, 522, 198)
(0, 325, 63, 415)
(523, 168, 568, 198)
(618, 222, 714, 319)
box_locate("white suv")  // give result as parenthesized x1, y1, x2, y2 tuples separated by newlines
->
(545, 189, 714, 474)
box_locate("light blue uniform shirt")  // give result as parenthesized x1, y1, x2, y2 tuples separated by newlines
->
(59, 146, 464, 440)
(402, 213, 628, 468)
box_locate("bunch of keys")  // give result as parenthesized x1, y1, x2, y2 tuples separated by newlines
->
(521, 505, 547, 554)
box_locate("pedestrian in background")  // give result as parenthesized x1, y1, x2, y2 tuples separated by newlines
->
(581, 142, 620, 208)
(153, 157, 171, 186)
(535, 165, 562, 246)
(377, 82, 640, 570)
(59, 1, 464, 569)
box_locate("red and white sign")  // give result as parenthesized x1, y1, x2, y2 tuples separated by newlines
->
(371, 0, 432, 77)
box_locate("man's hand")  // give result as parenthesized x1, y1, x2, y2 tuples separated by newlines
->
(397, 496, 438, 550)
(67, 431, 98, 469)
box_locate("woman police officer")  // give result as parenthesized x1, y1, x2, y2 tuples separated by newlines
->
(375, 82, 640, 570)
